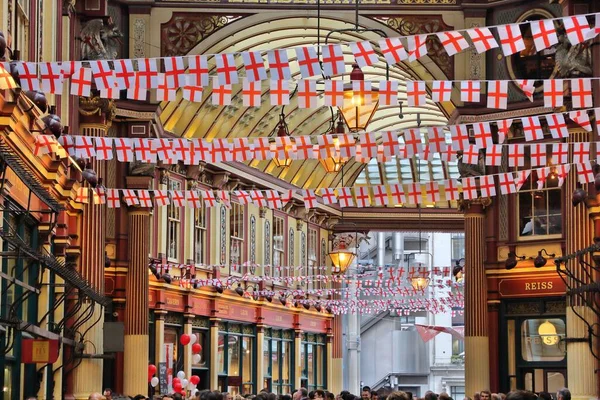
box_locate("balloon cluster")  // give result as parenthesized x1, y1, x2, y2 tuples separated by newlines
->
(148, 364, 159, 388)
(172, 371, 201, 396)
(180, 334, 204, 365)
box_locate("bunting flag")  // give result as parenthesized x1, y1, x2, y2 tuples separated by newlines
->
(531, 19, 558, 51)
(242, 51, 267, 83)
(242, 79, 262, 107)
(431, 81, 452, 102)
(379, 37, 408, 64)
(187, 55, 209, 87)
(215, 53, 239, 86)
(267, 49, 291, 81)
(295, 46, 322, 78)
(321, 44, 345, 77)
(437, 31, 469, 56)
(466, 27, 498, 53)
(497, 24, 525, 56)
(349, 41, 379, 68)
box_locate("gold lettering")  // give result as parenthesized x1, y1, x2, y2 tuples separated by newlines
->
(525, 283, 531, 290)
(524, 281, 554, 291)
(240, 309, 249, 316)
(166, 298, 179, 305)
(548, 281, 553, 289)
(275, 316, 283, 322)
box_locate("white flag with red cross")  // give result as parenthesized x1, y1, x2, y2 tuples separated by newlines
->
(267, 49, 291, 81)
(250, 190, 267, 208)
(530, 19, 558, 51)
(127, 73, 148, 101)
(186, 190, 202, 209)
(75, 187, 89, 204)
(507, 144, 525, 167)
(338, 134, 356, 158)
(497, 24, 525, 56)
(461, 145, 480, 165)
(571, 78, 593, 109)
(153, 190, 170, 207)
(498, 173, 516, 195)
(389, 183, 406, 205)
(215, 53, 239, 86)
(241, 51, 267, 83)
(529, 144, 547, 167)
(265, 190, 282, 209)
(487, 81, 508, 110)
(431, 81, 452, 103)
(163, 56, 187, 88)
(406, 81, 427, 106)
(74, 136, 96, 159)
(577, 162, 595, 185)
(40, 62, 64, 94)
(156, 73, 177, 102)
(473, 122, 493, 148)
(170, 190, 186, 208)
(569, 110, 592, 132)
(297, 79, 317, 109)
(378, 80, 398, 106)
(444, 179, 461, 201)
(34, 135, 57, 157)
(405, 183, 422, 205)
(372, 185, 389, 206)
(552, 143, 568, 165)
(295, 46, 322, 78)
(242, 79, 262, 107)
(321, 44, 345, 77)
(515, 80, 535, 102)
(187, 55, 209, 87)
(563, 16, 592, 45)
(485, 144, 503, 166)
(514, 170, 530, 191)
(478, 175, 496, 198)
(106, 189, 121, 208)
(70, 68, 92, 97)
(337, 188, 354, 208)
(91, 60, 116, 91)
(349, 40, 378, 68)
(114, 138, 134, 162)
(17, 62, 39, 91)
(136, 58, 159, 88)
(183, 85, 203, 103)
(572, 142, 590, 164)
(460, 81, 480, 102)
(136, 190, 152, 208)
(407, 34, 428, 62)
(122, 190, 140, 207)
(320, 188, 337, 205)
(355, 186, 371, 208)
(450, 124, 469, 151)
(427, 127, 447, 153)
(422, 182, 441, 203)
(403, 128, 423, 156)
(543, 79, 564, 108)
(436, 31, 469, 56)
(270, 80, 290, 106)
(379, 37, 408, 64)
(234, 190, 251, 206)
(212, 77, 233, 106)
(461, 177, 478, 200)
(113, 59, 135, 88)
(466, 27, 498, 54)
(546, 113, 568, 139)
(324, 80, 344, 107)
(94, 137, 113, 161)
(522, 116, 544, 141)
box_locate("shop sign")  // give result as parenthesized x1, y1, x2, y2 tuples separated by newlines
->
(498, 276, 566, 298)
(298, 315, 328, 333)
(158, 362, 168, 395)
(21, 339, 59, 364)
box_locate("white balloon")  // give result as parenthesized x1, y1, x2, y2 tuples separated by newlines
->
(190, 335, 197, 345)
(150, 377, 159, 387)
(182, 379, 189, 388)
(177, 371, 186, 380)
(192, 354, 201, 364)
(188, 382, 196, 390)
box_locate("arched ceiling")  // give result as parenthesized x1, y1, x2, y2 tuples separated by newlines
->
(159, 13, 458, 199)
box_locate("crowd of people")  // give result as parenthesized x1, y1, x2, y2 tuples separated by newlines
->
(80, 386, 572, 400)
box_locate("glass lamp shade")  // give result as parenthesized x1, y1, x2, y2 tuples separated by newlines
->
(411, 277, 430, 291)
(319, 156, 346, 173)
(538, 320, 559, 346)
(329, 248, 355, 274)
(339, 86, 379, 132)
(273, 156, 292, 168)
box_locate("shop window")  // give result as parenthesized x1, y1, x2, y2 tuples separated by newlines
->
(521, 319, 565, 362)
(191, 330, 208, 369)
(450, 387, 465, 400)
(194, 203, 207, 265)
(218, 323, 255, 395)
(301, 333, 326, 391)
(230, 203, 245, 270)
(164, 326, 181, 384)
(518, 170, 561, 238)
(273, 216, 286, 278)
(167, 179, 182, 261)
(264, 330, 293, 394)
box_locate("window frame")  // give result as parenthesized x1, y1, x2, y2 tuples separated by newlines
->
(300, 333, 326, 392)
(307, 227, 320, 290)
(193, 201, 208, 265)
(516, 168, 562, 240)
(217, 322, 256, 395)
(229, 202, 246, 274)
(264, 329, 294, 394)
(167, 178, 184, 262)
(272, 214, 287, 278)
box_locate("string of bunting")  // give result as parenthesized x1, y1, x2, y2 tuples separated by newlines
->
(1, 14, 598, 103)
(34, 106, 600, 163)
(73, 161, 595, 209)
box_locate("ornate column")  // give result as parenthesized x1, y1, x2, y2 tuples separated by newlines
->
(71, 97, 115, 400)
(154, 310, 166, 393)
(462, 198, 491, 396)
(183, 315, 193, 379)
(294, 329, 303, 389)
(565, 131, 596, 400)
(123, 206, 151, 396)
(326, 331, 334, 393)
(210, 318, 220, 390)
(256, 324, 265, 391)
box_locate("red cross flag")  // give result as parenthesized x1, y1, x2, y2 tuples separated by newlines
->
(380, 131, 399, 157)
(241, 51, 267, 82)
(113, 59, 135, 88)
(508, 144, 525, 167)
(253, 137, 272, 160)
(94, 187, 106, 205)
(563, 16, 592, 45)
(58, 135, 74, 158)
(590, 13, 600, 39)
(569, 110, 592, 132)
(403, 128, 423, 156)
(280, 190, 293, 206)
(232, 138, 254, 162)
(422, 181, 441, 203)
(372, 185, 389, 206)
(478, 175, 496, 198)
(212, 138, 233, 162)
(360, 132, 378, 159)
(443, 179, 460, 201)
(234, 190, 251, 205)
(543, 79, 564, 107)
(218, 190, 231, 208)
(40, 62, 64, 94)
(215, 53, 239, 86)
(61, 60, 82, 78)
(571, 78, 593, 109)
(173, 138, 191, 164)
(485, 144, 503, 166)
(407, 34, 428, 62)
(171, 190, 186, 207)
(275, 136, 296, 160)
(405, 183, 422, 205)
(572, 142, 590, 164)
(551, 143, 568, 165)
(406, 81, 427, 106)
(498, 173, 517, 195)
(436, 31, 469, 56)
(136, 58, 159, 88)
(338, 134, 356, 158)
(577, 162, 595, 185)
(127, 72, 148, 101)
(530, 19, 558, 51)
(320, 188, 337, 205)
(94, 137, 113, 161)
(556, 165, 571, 187)
(431, 81, 452, 103)
(106, 189, 121, 208)
(379, 37, 408, 64)
(466, 27, 499, 54)
(153, 190, 170, 207)
(515, 79, 535, 101)
(121, 189, 139, 207)
(74, 136, 96, 159)
(0, 63, 17, 89)
(136, 190, 152, 208)
(100, 86, 120, 100)
(529, 143, 547, 167)
(522, 116, 544, 141)
(389, 183, 406, 205)
(496, 119, 513, 144)
(352, 80, 372, 105)
(487, 80, 508, 109)
(460, 81, 481, 102)
(546, 113, 569, 139)
(267, 49, 291, 81)
(473, 122, 493, 148)
(187, 55, 209, 87)
(462, 177, 478, 200)
(535, 167, 551, 190)
(378, 80, 398, 106)
(297, 79, 317, 109)
(321, 44, 346, 77)
(265, 190, 282, 209)
(462, 145, 480, 165)
(242, 79, 262, 107)
(317, 135, 337, 160)
(349, 41, 378, 68)
(212, 77, 233, 106)
(164, 56, 187, 88)
(337, 187, 354, 208)
(427, 127, 447, 154)
(70, 68, 92, 97)
(514, 170, 530, 191)
(324, 80, 344, 107)
(449, 124, 469, 151)
(355, 186, 371, 208)
(75, 187, 89, 204)
(186, 190, 202, 208)
(295, 46, 322, 78)
(302, 189, 318, 209)
(190, 139, 213, 163)
(153, 138, 175, 164)
(497, 24, 526, 56)
(91, 60, 116, 91)
(270, 80, 290, 106)
(250, 190, 267, 208)
(596, 109, 600, 135)
(183, 85, 204, 102)
(34, 135, 57, 156)
(17, 62, 39, 91)
(419, 144, 433, 161)
(134, 138, 155, 163)
(114, 138, 134, 162)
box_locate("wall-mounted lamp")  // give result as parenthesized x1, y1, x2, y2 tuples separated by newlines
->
(533, 249, 556, 268)
(505, 252, 527, 270)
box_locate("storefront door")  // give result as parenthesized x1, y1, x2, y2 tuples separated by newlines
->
(519, 368, 566, 394)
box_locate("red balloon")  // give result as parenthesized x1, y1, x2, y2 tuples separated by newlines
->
(180, 334, 191, 346)
(190, 375, 200, 385)
(148, 364, 157, 375)
(173, 382, 182, 391)
(181, 389, 187, 395)
(192, 343, 202, 354)
(148, 372, 153, 383)
(173, 378, 181, 385)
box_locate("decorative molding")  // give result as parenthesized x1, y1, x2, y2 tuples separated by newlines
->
(289, 228, 295, 267)
(115, 108, 156, 120)
(264, 220, 271, 265)
(133, 18, 146, 58)
(220, 205, 227, 264)
(301, 231, 306, 266)
(250, 215, 256, 264)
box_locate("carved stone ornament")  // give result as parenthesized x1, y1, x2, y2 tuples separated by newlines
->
(457, 197, 492, 212)
(79, 18, 123, 61)
(79, 95, 116, 122)
(129, 161, 156, 177)
(550, 30, 592, 79)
